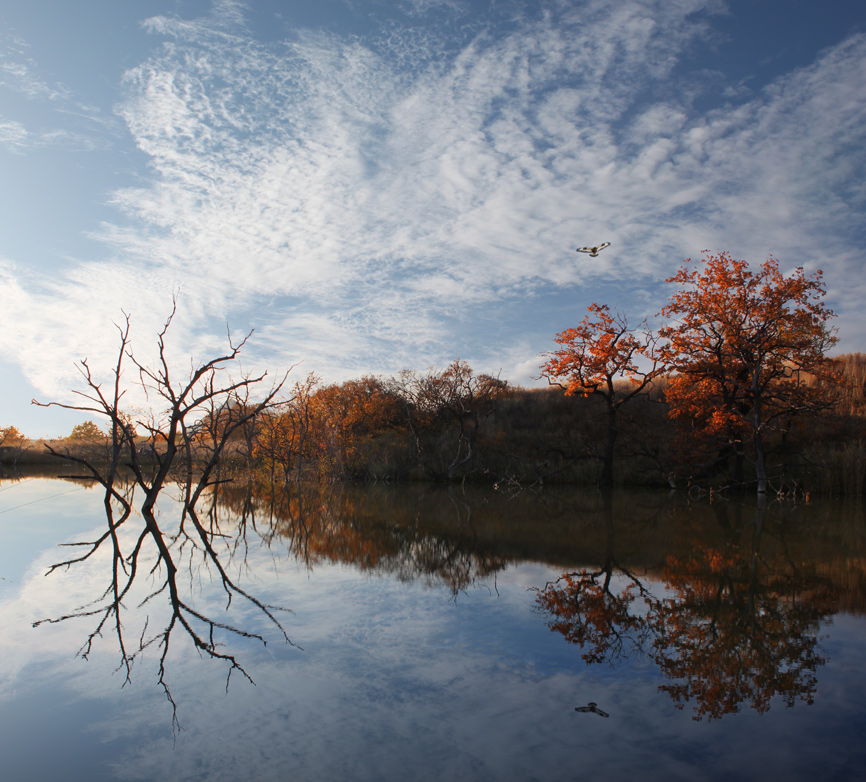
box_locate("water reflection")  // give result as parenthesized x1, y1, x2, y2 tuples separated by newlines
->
(23, 472, 866, 729)
(536, 494, 843, 719)
(27, 474, 296, 729)
(216, 481, 513, 592)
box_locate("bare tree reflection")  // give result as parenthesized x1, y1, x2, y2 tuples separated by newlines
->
(30, 353, 846, 736)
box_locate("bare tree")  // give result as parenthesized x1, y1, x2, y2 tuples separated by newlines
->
(391, 360, 507, 481)
(32, 305, 294, 730)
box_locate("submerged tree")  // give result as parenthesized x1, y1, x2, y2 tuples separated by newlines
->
(32, 306, 293, 729)
(540, 304, 664, 486)
(660, 252, 839, 494)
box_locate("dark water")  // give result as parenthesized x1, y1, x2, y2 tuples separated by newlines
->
(1, 476, 864, 781)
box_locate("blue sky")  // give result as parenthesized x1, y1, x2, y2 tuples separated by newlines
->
(1, 0, 865, 437)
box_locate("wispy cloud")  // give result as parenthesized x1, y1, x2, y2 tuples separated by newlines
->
(0, 29, 121, 153)
(0, 115, 28, 149)
(0, 33, 69, 101)
(3, 0, 865, 411)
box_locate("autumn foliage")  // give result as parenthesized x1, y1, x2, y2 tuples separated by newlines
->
(540, 305, 663, 486)
(536, 570, 647, 665)
(246, 361, 506, 482)
(647, 544, 833, 719)
(537, 252, 843, 493)
(659, 252, 840, 493)
(0, 425, 25, 447)
(10, 252, 863, 493)
(534, 495, 840, 720)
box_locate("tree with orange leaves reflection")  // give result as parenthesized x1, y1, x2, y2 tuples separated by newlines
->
(536, 493, 652, 664)
(537, 568, 649, 665)
(537, 502, 837, 719)
(647, 508, 836, 719)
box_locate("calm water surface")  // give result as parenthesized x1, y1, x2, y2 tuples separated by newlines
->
(0, 475, 864, 781)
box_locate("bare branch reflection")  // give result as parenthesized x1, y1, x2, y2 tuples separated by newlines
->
(31, 438, 856, 730)
(34, 479, 299, 730)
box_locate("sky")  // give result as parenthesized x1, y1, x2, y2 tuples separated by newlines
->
(1, 0, 865, 437)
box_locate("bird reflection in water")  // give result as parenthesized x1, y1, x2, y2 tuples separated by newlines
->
(575, 702, 610, 718)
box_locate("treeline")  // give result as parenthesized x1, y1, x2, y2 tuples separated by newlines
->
(239, 365, 666, 487)
(6, 353, 865, 496)
(229, 353, 866, 494)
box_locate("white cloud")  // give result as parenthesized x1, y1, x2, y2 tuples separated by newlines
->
(2, 1, 865, 407)
(0, 35, 68, 101)
(0, 115, 28, 149)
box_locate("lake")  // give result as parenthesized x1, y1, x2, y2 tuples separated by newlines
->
(1, 474, 864, 781)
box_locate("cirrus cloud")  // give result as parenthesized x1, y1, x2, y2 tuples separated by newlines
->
(2, 0, 865, 414)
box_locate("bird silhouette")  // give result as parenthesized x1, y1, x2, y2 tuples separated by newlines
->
(574, 702, 609, 718)
(576, 242, 611, 257)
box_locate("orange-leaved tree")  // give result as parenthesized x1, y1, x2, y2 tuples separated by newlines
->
(253, 373, 319, 484)
(540, 304, 664, 487)
(307, 376, 405, 479)
(68, 420, 106, 442)
(0, 425, 25, 447)
(660, 252, 839, 494)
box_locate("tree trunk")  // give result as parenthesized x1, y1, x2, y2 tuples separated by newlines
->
(752, 371, 768, 495)
(754, 430, 768, 494)
(600, 406, 617, 487)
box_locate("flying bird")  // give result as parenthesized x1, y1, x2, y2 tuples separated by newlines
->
(574, 702, 609, 718)
(576, 242, 611, 257)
